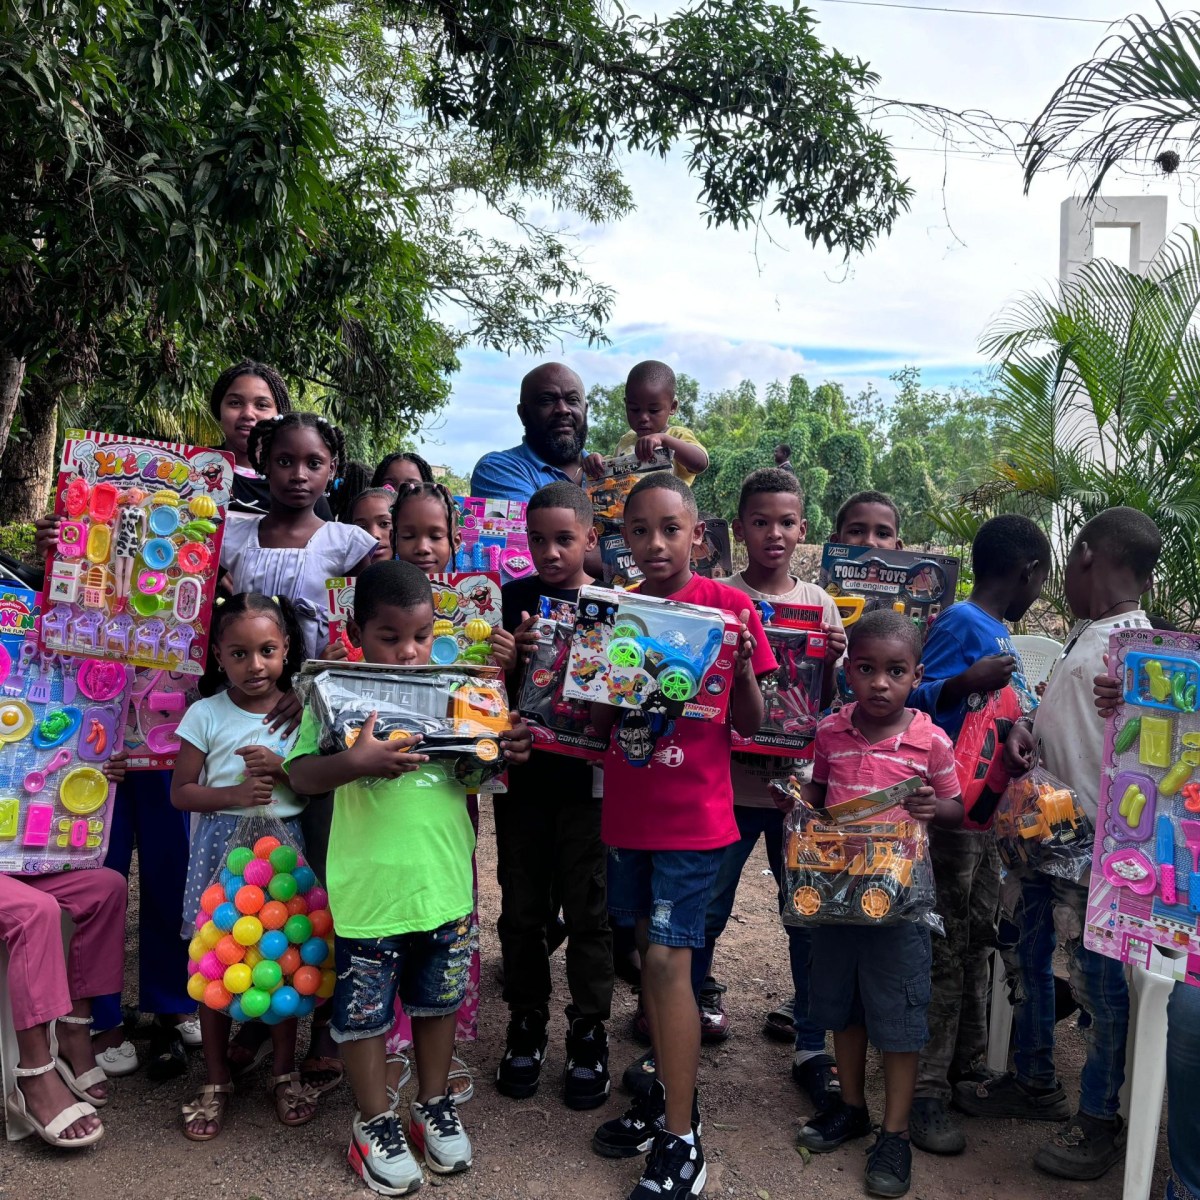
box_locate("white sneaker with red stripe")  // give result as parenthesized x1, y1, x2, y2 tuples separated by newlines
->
(409, 1095, 472, 1174)
(349, 1110, 424, 1195)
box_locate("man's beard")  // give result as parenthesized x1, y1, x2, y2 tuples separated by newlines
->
(527, 419, 588, 466)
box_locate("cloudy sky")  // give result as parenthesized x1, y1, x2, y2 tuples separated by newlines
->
(411, 0, 1186, 476)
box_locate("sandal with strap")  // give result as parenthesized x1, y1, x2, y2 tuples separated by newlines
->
(181, 1081, 234, 1142)
(269, 1071, 319, 1127)
(50, 1015, 109, 1107)
(5, 1060, 103, 1148)
(299, 1054, 345, 1098)
(385, 1053, 413, 1111)
(448, 1052, 474, 1104)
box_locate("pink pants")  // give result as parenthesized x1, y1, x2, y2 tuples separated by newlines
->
(0, 869, 127, 1031)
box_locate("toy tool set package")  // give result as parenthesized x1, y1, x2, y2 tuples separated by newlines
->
(519, 596, 606, 760)
(820, 544, 959, 632)
(297, 660, 511, 786)
(1085, 628, 1200, 982)
(774, 774, 938, 929)
(453, 497, 533, 584)
(732, 601, 826, 757)
(0, 640, 133, 873)
(994, 766, 1092, 881)
(40, 432, 233, 673)
(563, 586, 739, 720)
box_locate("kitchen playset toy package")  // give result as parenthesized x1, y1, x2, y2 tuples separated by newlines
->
(452, 497, 533, 584)
(775, 774, 938, 929)
(820, 544, 959, 632)
(122, 667, 200, 770)
(0, 639, 133, 873)
(562, 585, 739, 721)
(1085, 628, 1200, 984)
(519, 596, 607, 760)
(39, 431, 233, 674)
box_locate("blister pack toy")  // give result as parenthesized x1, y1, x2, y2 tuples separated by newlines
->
(775, 774, 939, 929)
(453, 497, 533, 584)
(1085, 628, 1200, 982)
(563, 585, 739, 721)
(692, 517, 733, 581)
(519, 596, 606, 759)
(820, 544, 959, 633)
(995, 766, 1092, 881)
(586, 448, 672, 587)
(0, 638, 133, 873)
(297, 660, 511, 786)
(39, 431, 233, 674)
(122, 666, 200, 770)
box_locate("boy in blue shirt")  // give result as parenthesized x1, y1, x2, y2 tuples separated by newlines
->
(907, 514, 1049, 1155)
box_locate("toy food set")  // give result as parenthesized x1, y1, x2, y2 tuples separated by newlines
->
(732, 600, 826, 758)
(775, 773, 939, 928)
(994, 766, 1092, 881)
(0, 640, 133, 873)
(819, 544, 958, 632)
(453, 496, 533, 584)
(297, 660, 511, 786)
(692, 517, 733, 581)
(1085, 628, 1200, 982)
(563, 585, 739, 721)
(188, 816, 334, 1022)
(40, 431, 234, 674)
(123, 667, 201, 770)
(519, 596, 607, 760)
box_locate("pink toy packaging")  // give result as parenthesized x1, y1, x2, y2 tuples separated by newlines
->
(39, 431, 234, 674)
(1085, 627, 1200, 985)
(453, 497, 533, 584)
(123, 666, 200, 770)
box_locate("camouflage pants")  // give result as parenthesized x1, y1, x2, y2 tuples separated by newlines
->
(915, 829, 1000, 1100)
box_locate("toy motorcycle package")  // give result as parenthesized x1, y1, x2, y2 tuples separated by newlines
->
(296, 660, 510, 787)
(774, 774, 940, 930)
(994, 765, 1093, 881)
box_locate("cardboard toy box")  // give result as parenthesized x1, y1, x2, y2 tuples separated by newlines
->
(563, 585, 739, 721)
(819, 544, 958, 632)
(452, 497, 533, 584)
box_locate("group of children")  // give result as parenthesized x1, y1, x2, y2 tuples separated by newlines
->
(10, 355, 1165, 1200)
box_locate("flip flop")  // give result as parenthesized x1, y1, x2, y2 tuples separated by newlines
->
(300, 1055, 345, 1097)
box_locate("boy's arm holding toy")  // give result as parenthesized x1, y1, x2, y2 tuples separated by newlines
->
(288, 711, 431, 793)
(730, 608, 767, 738)
(637, 430, 709, 476)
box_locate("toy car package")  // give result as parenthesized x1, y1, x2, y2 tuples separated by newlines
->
(296, 660, 510, 787)
(995, 765, 1092, 881)
(819, 543, 958, 632)
(774, 774, 940, 930)
(585, 447, 672, 535)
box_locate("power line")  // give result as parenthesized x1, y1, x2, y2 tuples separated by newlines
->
(816, 0, 1115, 25)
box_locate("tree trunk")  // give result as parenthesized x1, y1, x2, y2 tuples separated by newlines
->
(0, 383, 58, 524)
(0, 353, 25, 464)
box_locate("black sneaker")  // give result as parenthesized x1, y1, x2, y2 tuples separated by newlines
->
(563, 1016, 611, 1110)
(144, 1020, 186, 1083)
(698, 978, 730, 1043)
(865, 1129, 913, 1197)
(495, 1009, 548, 1099)
(909, 1097, 965, 1155)
(953, 1071, 1070, 1120)
(792, 1053, 841, 1113)
(1033, 1112, 1126, 1180)
(621, 1048, 657, 1097)
(629, 1130, 707, 1199)
(592, 1080, 702, 1158)
(797, 1100, 872, 1152)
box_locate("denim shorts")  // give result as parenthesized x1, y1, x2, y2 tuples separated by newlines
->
(808, 921, 932, 1053)
(331, 916, 475, 1042)
(606, 847, 724, 949)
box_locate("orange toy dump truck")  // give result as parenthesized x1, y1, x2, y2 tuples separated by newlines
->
(994, 774, 1089, 870)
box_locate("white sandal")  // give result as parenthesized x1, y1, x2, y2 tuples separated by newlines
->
(92, 1033, 139, 1077)
(448, 1053, 474, 1104)
(385, 1054, 412, 1111)
(50, 1015, 109, 1106)
(4, 1060, 103, 1148)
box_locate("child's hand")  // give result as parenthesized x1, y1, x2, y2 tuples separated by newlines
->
(1036, 679, 1047, 698)
(33, 515, 60, 560)
(904, 785, 937, 822)
(321, 639, 349, 663)
(236, 745, 284, 782)
(635, 434, 664, 462)
(264, 689, 302, 736)
(102, 749, 129, 786)
(1094, 654, 1120, 717)
(514, 611, 540, 664)
(822, 624, 846, 663)
(490, 627, 518, 671)
(772, 776, 797, 813)
(1002, 720, 1037, 773)
(736, 609, 757, 677)
(233, 773, 274, 807)
(961, 654, 1017, 694)
(583, 453, 606, 480)
(501, 713, 533, 765)
(348, 712, 429, 778)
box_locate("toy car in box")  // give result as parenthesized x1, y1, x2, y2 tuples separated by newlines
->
(562, 585, 738, 721)
(585, 447, 672, 535)
(819, 544, 958, 632)
(296, 660, 510, 785)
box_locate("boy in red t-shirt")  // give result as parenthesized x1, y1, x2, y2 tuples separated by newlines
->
(589, 473, 775, 1200)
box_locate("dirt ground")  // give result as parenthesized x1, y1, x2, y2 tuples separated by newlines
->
(1, 799, 1169, 1200)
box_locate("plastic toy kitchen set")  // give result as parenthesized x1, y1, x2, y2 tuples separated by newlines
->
(39, 432, 233, 674)
(1085, 628, 1200, 984)
(452, 497, 533, 584)
(562, 585, 739, 720)
(820, 544, 959, 632)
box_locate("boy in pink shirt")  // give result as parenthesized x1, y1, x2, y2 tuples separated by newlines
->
(590, 473, 775, 1200)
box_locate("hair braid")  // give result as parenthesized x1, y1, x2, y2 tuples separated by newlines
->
(388, 480, 459, 560)
(208, 361, 292, 421)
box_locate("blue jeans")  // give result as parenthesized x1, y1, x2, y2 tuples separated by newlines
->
(690, 805, 823, 1054)
(1004, 869, 1128, 1119)
(1168, 982, 1200, 1200)
(607, 847, 724, 949)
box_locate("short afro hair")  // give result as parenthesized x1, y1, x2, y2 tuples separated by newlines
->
(625, 471, 698, 521)
(971, 514, 1052, 581)
(626, 360, 676, 398)
(353, 560, 433, 626)
(738, 467, 804, 517)
(1078, 507, 1162, 583)
(775, 443, 791, 459)
(528, 480, 594, 527)
(848, 609, 923, 663)
(835, 490, 901, 537)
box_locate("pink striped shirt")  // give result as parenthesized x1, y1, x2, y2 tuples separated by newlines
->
(812, 705, 958, 811)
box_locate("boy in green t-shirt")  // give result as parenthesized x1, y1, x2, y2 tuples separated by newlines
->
(287, 561, 532, 1196)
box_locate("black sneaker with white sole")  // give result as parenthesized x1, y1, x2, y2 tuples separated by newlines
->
(563, 1016, 611, 1110)
(495, 1009, 548, 1099)
(592, 1079, 702, 1158)
(797, 1100, 872, 1152)
(628, 1130, 707, 1200)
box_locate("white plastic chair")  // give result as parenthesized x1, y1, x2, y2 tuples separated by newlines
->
(985, 951, 1013, 1073)
(1011, 634, 1064, 689)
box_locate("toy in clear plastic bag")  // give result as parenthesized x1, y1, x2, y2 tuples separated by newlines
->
(993, 765, 1093, 881)
(295, 660, 510, 787)
(188, 814, 334, 1022)
(773, 775, 941, 931)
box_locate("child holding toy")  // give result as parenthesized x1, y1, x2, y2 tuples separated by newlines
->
(494, 481, 613, 1109)
(959, 507, 1162, 1181)
(171, 592, 315, 1140)
(590, 472, 773, 1200)
(793, 609, 962, 1198)
(906, 514, 1048, 1155)
(584, 362, 708, 486)
(286, 560, 532, 1193)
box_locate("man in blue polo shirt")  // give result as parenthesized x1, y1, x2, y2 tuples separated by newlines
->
(471, 362, 589, 502)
